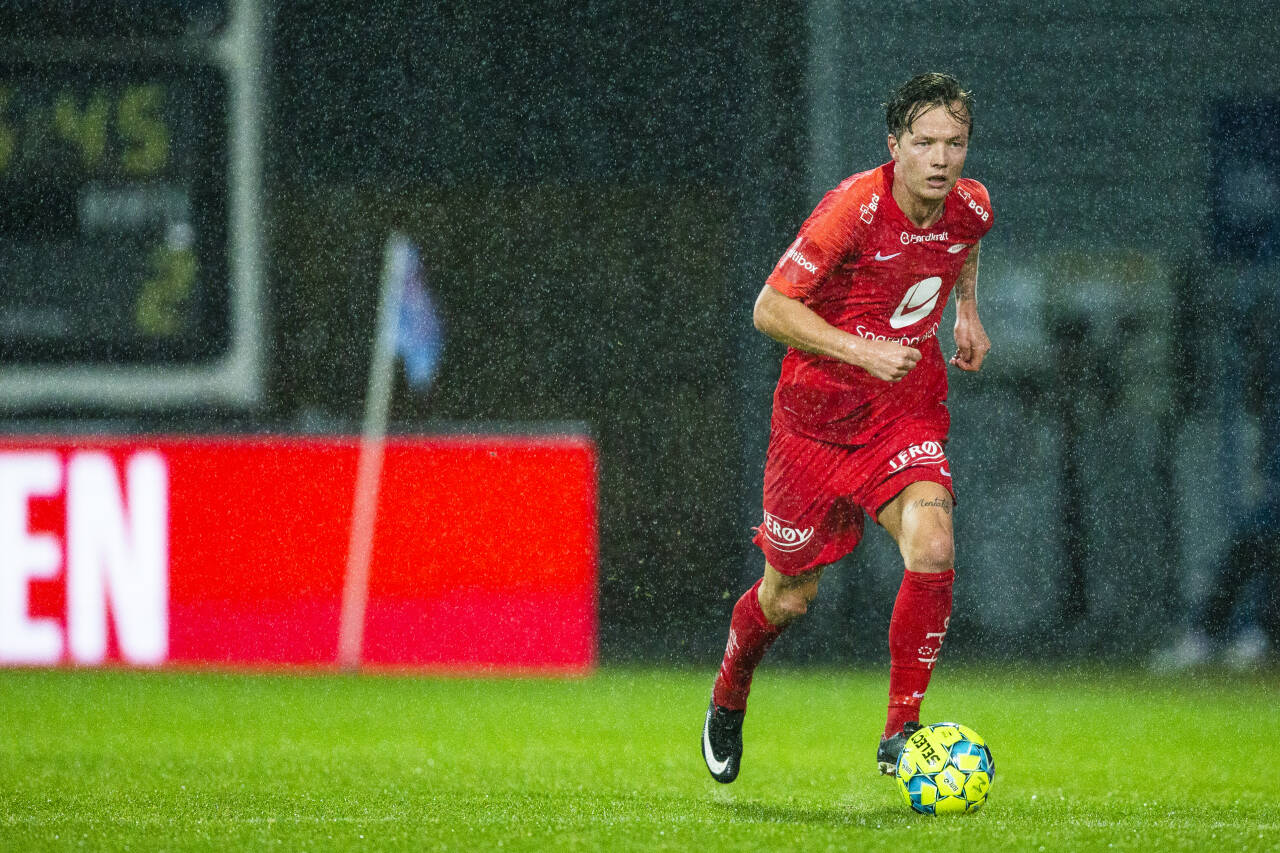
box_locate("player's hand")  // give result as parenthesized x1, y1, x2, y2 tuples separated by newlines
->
(950, 313, 990, 372)
(856, 338, 921, 382)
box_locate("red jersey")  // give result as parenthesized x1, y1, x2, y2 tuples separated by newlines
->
(764, 161, 994, 445)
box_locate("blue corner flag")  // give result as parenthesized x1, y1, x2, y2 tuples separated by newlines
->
(389, 236, 444, 391)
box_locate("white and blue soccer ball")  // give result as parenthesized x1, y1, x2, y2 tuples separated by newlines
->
(896, 722, 995, 815)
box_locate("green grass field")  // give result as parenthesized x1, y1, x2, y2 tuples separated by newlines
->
(1, 665, 1276, 851)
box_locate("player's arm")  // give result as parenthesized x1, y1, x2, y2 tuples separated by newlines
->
(950, 241, 990, 372)
(753, 284, 921, 382)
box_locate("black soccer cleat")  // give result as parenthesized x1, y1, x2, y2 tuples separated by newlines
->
(877, 720, 924, 776)
(701, 699, 745, 784)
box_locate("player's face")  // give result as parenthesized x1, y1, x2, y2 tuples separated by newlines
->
(887, 102, 970, 210)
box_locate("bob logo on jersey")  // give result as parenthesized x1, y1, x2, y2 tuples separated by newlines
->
(888, 441, 946, 473)
(955, 185, 990, 222)
(759, 510, 815, 553)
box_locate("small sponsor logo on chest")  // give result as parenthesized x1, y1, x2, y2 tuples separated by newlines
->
(900, 230, 949, 246)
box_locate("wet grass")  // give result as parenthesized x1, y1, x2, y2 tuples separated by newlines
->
(0, 665, 1276, 851)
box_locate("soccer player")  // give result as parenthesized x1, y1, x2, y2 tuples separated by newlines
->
(702, 72, 994, 782)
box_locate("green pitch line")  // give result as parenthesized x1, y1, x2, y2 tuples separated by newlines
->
(0, 666, 1276, 852)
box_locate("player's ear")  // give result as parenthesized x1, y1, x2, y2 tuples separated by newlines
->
(887, 134, 900, 161)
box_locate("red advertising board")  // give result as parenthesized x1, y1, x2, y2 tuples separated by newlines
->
(0, 435, 597, 673)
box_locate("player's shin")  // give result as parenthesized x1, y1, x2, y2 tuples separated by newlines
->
(712, 578, 784, 711)
(885, 568, 955, 737)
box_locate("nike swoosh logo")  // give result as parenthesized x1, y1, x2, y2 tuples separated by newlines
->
(702, 708, 730, 775)
(874, 251, 902, 261)
(940, 466, 951, 477)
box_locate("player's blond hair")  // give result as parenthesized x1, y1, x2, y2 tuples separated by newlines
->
(885, 72, 974, 140)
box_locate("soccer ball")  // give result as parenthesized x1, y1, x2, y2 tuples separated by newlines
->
(896, 722, 995, 815)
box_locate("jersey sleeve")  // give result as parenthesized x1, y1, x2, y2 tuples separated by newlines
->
(954, 178, 994, 239)
(765, 180, 873, 300)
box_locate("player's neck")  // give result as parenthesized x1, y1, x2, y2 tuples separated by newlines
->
(891, 181, 945, 229)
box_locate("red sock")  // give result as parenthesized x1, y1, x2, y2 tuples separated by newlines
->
(712, 579, 784, 711)
(885, 568, 954, 737)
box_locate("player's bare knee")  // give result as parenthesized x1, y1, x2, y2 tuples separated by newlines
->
(906, 533, 954, 574)
(760, 563, 824, 625)
(760, 584, 816, 626)
(780, 587, 816, 618)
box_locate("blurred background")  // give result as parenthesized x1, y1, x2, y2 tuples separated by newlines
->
(2, 0, 1278, 668)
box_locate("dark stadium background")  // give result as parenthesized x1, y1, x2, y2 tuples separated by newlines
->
(9, 0, 1280, 666)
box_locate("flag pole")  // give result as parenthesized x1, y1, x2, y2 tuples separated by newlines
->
(337, 234, 407, 670)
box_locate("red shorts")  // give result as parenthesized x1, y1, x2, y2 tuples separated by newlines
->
(751, 420, 955, 575)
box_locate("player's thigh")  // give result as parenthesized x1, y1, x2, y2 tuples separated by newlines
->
(877, 480, 955, 573)
(755, 426, 865, 573)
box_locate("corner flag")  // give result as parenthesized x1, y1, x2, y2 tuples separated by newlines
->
(338, 233, 442, 669)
